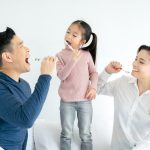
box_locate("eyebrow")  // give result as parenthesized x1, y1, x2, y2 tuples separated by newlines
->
(136, 56, 146, 61)
(67, 28, 78, 35)
(18, 41, 23, 45)
(139, 58, 145, 61)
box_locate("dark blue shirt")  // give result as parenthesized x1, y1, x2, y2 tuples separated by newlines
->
(0, 72, 51, 150)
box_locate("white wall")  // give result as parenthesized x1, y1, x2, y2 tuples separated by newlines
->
(0, 0, 150, 149)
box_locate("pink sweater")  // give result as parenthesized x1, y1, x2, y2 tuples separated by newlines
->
(56, 48, 98, 102)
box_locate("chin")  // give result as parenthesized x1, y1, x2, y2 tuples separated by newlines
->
(24, 66, 31, 73)
(131, 71, 139, 78)
(26, 67, 31, 72)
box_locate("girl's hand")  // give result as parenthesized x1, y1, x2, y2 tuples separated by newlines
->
(105, 61, 122, 74)
(85, 88, 96, 100)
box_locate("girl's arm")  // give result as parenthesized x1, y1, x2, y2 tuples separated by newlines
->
(56, 54, 78, 81)
(85, 53, 98, 100)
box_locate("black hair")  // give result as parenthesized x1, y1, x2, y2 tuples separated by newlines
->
(71, 20, 97, 64)
(0, 27, 15, 66)
(137, 45, 150, 53)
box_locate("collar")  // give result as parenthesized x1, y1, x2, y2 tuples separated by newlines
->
(128, 76, 137, 84)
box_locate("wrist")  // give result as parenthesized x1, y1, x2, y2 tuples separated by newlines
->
(105, 67, 112, 74)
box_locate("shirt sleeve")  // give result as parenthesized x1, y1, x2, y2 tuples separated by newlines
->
(56, 53, 78, 81)
(0, 75, 51, 128)
(97, 69, 121, 96)
(88, 53, 98, 90)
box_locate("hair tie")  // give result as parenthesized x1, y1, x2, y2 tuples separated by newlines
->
(81, 34, 93, 48)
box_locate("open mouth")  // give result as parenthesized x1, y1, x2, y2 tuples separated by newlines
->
(66, 40, 71, 46)
(25, 58, 30, 64)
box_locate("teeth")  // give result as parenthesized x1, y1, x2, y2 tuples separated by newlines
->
(132, 69, 138, 71)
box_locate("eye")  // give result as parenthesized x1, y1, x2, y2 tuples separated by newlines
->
(66, 31, 70, 34)
(139, 61, 144, 64)
(73, 34, 77, 37)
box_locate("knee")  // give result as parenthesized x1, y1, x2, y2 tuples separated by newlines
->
(61, 129, 72, 139)
(79, 132, 92, 142)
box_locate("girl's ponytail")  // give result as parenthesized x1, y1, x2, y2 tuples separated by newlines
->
(82, 32, 97, 64)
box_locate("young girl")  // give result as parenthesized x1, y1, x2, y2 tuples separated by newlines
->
(56, 20, 98, 150)
(97, 45, 150, 150)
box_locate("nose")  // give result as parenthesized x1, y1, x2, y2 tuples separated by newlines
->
(25, 46, 30, 52)
(132, 60, 137, 68)
(66, 33, 72, 40)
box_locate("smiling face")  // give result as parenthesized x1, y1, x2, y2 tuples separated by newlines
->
(8, 35, 30, 74)
(132, 49, 150, 79)
(64, 23, 86, 50)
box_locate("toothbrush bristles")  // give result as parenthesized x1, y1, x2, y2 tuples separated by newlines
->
(122, 69, 130, 73)
(35, 58, 40, 61)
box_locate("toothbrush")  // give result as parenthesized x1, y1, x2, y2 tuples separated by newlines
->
(122, 69, 130, 74)
(34, 58, 41, 61)
(112, 65, 130, 74)
(65, 41, 74, 51)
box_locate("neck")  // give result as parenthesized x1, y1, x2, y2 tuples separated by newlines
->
(137, 78, 150, 95)
(1, 68, 20, 82)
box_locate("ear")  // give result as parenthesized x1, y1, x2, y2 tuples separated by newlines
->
(2, 52, 13, 63)
(82, 39, 86, 45)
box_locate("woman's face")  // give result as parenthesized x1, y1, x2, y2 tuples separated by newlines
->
(132, 49, 150, 79)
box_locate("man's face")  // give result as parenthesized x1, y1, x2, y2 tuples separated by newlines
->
(9, 35, 30, 74)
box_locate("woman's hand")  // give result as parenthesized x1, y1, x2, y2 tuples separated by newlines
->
(105, 61, 122, 74)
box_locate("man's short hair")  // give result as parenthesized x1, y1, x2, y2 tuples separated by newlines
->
(0, 27, 16, 66)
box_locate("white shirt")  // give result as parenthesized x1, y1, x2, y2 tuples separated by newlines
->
(97, 70, 150, 150)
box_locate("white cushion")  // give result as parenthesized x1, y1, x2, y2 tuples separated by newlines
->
(27, 127, 35, 150)
(33, 119, 60, 150)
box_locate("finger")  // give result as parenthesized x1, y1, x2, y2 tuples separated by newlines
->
(48, 56, 55, 62)
(55, 56, 58, 62)
(85, 91, 91, 99)
(111, 62, 122, 70)
(87, 92, 92, 99)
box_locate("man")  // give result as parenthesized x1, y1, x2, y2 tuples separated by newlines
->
(0, 27, 56, 150)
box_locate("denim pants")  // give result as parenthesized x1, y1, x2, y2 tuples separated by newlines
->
(60, 100, 93, 150)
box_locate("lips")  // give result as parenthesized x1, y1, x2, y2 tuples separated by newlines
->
(132, 69, 138, 72)
(66, 40, 71, 45)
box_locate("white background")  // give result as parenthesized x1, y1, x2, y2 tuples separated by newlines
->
(0, 0, 150, 149)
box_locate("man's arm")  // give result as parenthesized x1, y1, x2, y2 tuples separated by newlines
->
(0, 75, 51, 128)
(0, 56, 57, 128)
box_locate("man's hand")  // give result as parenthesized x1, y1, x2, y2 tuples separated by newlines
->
(40, 56, 57, 75)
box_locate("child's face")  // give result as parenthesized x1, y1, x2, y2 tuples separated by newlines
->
(64, 24, 85, 50)
(132, 49, 150, 79)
